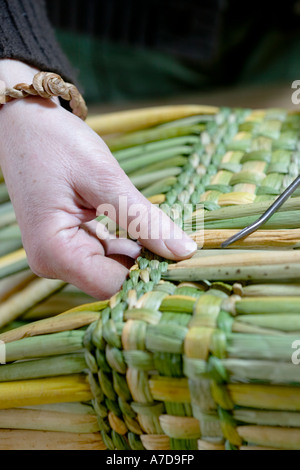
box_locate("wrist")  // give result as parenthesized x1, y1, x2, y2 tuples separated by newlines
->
(0, 60, 86, 119)
(0, 59, 61, 112)
(0, 59, 39, 88)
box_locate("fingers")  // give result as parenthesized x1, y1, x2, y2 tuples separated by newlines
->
(75, 155, 197, 261)
(81, 220, 142, 259)
(124, 197, 198, 260)
(25, 225, 130, 299)
(104, 238, 142, 259)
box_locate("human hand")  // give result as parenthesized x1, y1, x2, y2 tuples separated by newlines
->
(0, 60, 197, 299)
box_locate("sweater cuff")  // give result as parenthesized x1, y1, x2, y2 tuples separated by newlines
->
(0, 0, 77, 86)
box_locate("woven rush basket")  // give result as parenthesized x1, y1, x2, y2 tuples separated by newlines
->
(1, 105, 300, 450)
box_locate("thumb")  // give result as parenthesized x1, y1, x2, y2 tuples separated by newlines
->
(114, 192, 197, 261)
(77, 158, 197, 261)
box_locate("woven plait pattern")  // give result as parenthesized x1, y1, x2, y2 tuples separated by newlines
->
(155, 108, 300, 227)
(83, 255, 300, 450)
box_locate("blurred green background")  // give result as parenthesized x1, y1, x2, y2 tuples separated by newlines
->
(46, 0, 300, 109)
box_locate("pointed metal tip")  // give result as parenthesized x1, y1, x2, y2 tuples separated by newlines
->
(220, 237, 237, 249)
(220, 175, 300, 249)
(221, 242, 230, 248)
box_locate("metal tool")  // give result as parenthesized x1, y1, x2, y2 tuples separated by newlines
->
(221, 174, 300, 248)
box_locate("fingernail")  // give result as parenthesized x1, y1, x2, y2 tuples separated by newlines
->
(164, 235, 197, 257)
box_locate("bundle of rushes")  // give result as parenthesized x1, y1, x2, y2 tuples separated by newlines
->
(1, 105, 300, 450)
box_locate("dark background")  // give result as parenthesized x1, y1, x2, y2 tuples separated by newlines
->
(45, 0, 300, 107)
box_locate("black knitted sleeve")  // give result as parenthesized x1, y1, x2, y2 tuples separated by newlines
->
(0, 0, 76, 83)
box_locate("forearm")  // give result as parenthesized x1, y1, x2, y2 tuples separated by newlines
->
(0, 59, 61, 171)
